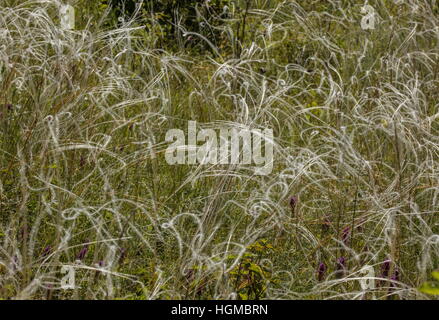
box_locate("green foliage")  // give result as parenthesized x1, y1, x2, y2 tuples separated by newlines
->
(420, 271, 439, 296)
(228, 239, 278, 300)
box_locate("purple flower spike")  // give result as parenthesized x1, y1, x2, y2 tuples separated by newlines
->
(381, 259, 391, 278)
(77, 243, 89, 261)
(289, 196, 298, 211)
(119, 247, 127, 264)
(317, 262, 327, 281)
(41, 245, 52, 258)
(337, 257, 346, 271)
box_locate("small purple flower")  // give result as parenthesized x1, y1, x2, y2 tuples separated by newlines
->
(381, 259, 391, 278)
(377, 259, 392, 288)
(289, 196, 298, 210)
(336, 257, 346, 272)
(119, 247, 127, 264)
(77, 242, 89, 261)
(80, 155, 86, 167)
(41, 245, 52, 258)
(317, 262, 327, 281)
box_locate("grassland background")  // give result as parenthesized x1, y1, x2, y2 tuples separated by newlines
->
(0, 0, 438, 299)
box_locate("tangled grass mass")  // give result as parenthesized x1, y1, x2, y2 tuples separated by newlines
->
(0, 0, 439, 300)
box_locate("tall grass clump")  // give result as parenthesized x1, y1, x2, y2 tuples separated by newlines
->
(0, 0, 438, 299)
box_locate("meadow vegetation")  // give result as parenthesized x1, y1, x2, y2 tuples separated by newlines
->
(0, 0, 438, 299)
